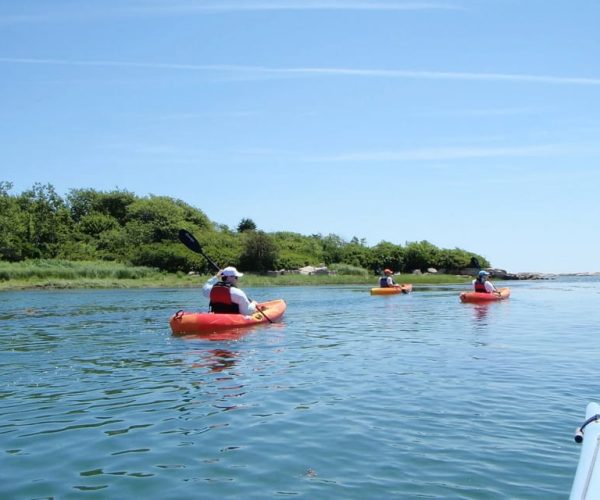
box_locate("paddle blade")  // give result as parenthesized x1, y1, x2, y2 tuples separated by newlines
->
(178, 229, 202, 254)
(178, 229, 221, 272)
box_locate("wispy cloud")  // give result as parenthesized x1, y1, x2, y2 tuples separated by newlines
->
(307, 144, 586, 162)
(415, 107, 547, 117)
(0, 1, 464, 24)
(125, 0, 463, 14)
(0, 1, 463, 22)
(1, 57, 600, 86)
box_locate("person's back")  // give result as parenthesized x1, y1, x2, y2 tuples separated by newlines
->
(209, 281, 240, 313)
(379, 269, 396, 287)
(472, 270, 496, 293)
(202, 266, 257, 315)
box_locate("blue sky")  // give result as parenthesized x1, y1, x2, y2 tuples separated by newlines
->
(1, 0, 599, 273)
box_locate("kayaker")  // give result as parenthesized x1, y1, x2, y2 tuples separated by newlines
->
(202, 266, 258, 315)
(379, 268, 397, 288)
(472, 270, 499, 294)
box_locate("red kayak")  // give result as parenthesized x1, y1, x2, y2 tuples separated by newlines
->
(170, 299, 286, 335)
(459, 287, 510, 303)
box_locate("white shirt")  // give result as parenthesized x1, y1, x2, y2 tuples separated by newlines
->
(202, 276, 257, 315)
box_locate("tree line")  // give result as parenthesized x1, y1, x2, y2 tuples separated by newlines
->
(0, 182, 490, 275)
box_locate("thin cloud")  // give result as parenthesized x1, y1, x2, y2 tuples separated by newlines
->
(1, 57, 600, 86)
(307, 144, 582, 162)
(0, 1, 464, 24)
(415, 107, 546, 117)
(125, 0, 463, 13)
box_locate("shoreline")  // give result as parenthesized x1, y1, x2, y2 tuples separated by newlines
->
(0, 273, 471, 291)
(1, 270, 597, 292)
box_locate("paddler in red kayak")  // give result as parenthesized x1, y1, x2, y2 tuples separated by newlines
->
(379, 268, 397, 288)
(202, 266, 258, 315)
(472, 270, 500, 295)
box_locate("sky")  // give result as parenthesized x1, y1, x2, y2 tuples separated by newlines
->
(1, 0, 599, 274)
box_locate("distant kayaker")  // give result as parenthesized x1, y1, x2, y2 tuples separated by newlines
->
(472, 270, 499, 294)
(379, 268, 397, 288)
(202, 266, 258, 315)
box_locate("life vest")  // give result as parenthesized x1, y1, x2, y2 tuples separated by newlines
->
(474, 279, 489, 293)
(379, 276, 396, 287)
(209, 282, 240, 314)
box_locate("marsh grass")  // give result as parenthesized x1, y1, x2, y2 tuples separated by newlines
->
(0, 259, 159, 281)
(0, 259, 470, 290)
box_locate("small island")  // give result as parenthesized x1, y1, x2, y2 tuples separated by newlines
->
(0, 182, 544, 290)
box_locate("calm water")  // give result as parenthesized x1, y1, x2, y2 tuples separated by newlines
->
(1, 278, 599, 499)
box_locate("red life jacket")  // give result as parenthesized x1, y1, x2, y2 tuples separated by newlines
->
(209, 282, 240, 314)
(474, 279, 489, 293)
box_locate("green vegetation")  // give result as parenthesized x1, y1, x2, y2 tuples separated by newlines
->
(0, 259, 469, 290)
(0, 181, 490, 288)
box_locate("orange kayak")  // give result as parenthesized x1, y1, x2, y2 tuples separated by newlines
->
(169, 299, 286, 335)
(459, 287, 510, 303)
(370, 284, 413, 295)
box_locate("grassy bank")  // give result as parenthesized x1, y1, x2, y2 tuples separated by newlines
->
(0, 259, 471, 290)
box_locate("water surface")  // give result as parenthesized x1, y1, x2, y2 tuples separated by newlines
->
(1, 278, 599, 498)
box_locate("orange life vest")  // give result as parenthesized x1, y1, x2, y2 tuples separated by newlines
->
(209, 282, 240, 314)
(474, 279, 489, 293)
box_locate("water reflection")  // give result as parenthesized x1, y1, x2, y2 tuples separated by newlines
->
(473, 304, 490, 323)
(191, 349, 238, 373)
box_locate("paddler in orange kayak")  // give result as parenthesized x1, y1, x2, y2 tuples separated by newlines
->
(202, 266, 258, 315)
(378, 268, 397, 288)
(472, 270, 500, 295)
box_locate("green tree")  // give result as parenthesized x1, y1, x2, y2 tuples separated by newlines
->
(78, 213, 119, 237)
(17, 183, 73, 259)
(339, 239, 372, 269)
(0, 182, 25, 261)
(129, 242, 199, 273)
(271, 231, 324, 269)
(403, 240, 441, 272)
(319, 233, 346, 265)
(199, 229, 243, 273)
(239, 231, 278, 272)
(125, 195, 212, 245)
(237, 218, 257, 232)
(67, 188, 136, 225)
(437, 248, 474, 272)
(370, 241, 405, 274)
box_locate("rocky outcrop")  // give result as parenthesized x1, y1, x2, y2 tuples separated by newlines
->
(486, 268, 552, 280)
(438, 267, 553, 280)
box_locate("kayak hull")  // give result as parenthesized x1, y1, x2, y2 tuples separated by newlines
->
(570, 402, 600, 500)
(169, 299, 286, 335)
(371, 284, 413, 295)
(459, 287, 510, 303)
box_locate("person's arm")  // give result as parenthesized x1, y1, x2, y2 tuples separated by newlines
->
(230, 288, 258, 315)
(485, 281, 498, 293)
(202, 275, 219, 298)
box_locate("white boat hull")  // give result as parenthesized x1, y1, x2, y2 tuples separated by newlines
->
(570, 402, 600, 500)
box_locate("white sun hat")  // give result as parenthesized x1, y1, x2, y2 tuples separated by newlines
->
(221, 266, 243, 277)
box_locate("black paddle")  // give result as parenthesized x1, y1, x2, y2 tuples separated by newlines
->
(178, 229, 220, 272)
(178, 229, 273, 323)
